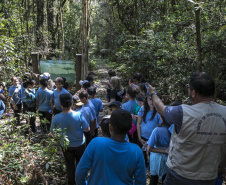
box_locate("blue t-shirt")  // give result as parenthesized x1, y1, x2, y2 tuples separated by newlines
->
(50, 111, 89, 147)
(75, 108, 82, 112)
(0, 99, 5, 115)
(75, 137, 146, 185)
(82, 100, 97, 128)
(125, 134, 130, 142)
(147, 126, 170, 148)
(89, 98, 103, 117)
(122, 100, 138, 114)
(24, 88, 36, 108)
(138, 106, 162, 139)
(35, 88, 53, 112)
(168, 124, 174, 134)
(20, 83, 26, 103)
(76, 107, 95, 125)
(52, 88, 69, 111)
(8, 85, 22, 105)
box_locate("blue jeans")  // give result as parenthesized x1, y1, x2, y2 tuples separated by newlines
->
(164, 168, 216, 185)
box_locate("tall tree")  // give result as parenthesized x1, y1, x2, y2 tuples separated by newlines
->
(81, 0, 89, 79)
(36, 0, 44, 46)
(47, 0, 56, 50)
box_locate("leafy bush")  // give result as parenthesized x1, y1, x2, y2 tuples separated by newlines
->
(0, 117, 67, 184)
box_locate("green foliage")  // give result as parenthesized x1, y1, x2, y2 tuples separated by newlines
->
(0, 118, 67, 184)
(90, 0, 226, 102)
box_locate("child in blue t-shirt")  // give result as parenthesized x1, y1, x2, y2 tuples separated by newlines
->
(79, 90, 97, 138)
(87, 86, 103, 124)
(51, 77, 69, 115)
(147, 117, 171, 185)
(72, 95, 95, 146)
(137, 96, 162, 167)
(8, 76, 22, 125)
(20, 72, 32, 114)
(24, 79, 36, 132)
(36, 79, 53, 132)
(75, 109, 146, 185)
(129, 92, 146, 143)
(122, 86, 138, 114)
(50, 93, 90, 185)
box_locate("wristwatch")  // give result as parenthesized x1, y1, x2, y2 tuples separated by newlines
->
(150, 92, 158, 97)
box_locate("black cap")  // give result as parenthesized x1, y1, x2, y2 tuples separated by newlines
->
(109, 101, 122, 109)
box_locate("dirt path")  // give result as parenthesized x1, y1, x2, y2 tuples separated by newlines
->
(90, 59, 110, 103)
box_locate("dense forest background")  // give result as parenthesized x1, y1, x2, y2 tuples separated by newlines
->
(0, 0, 225, 101)
(0, 0, 226, 184)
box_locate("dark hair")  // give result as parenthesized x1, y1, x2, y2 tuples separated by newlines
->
(87, 86, 96, 95)
(132, 73, 146, 83)
(126, 86, 138, 99)
(27, 79, 35, 86)
(62, 77, 69, 89)
(86, 75, 94, 82)
(40, 79, 48, 87)
(83, 82, 91, 90)
(100, 118, 111, 138)
(143, 96, 157, 123)
(55, 77, 64, 85)
(136, 92, 146, 102)
(60, 93, 72, 108)
(22, 72, 32, 88)
(137, 83, 147, 93)
(110, 109, 132, 135)
(79, 90, 88, 99)
(108, 69, 116, 78)
(189, 72, 215, 97)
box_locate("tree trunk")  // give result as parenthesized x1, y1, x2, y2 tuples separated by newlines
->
(47, 0, 56, 50)
(81, 0, 89, 79)
(36, 0, 44, 46)
(60, 0, 64, 60)
(195, 4, 202, 72)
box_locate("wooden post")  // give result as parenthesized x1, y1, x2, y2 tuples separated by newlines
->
(76, 54, 82, 91)
(31, 52, 40, 84)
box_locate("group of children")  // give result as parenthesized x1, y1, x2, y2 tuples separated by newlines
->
(2, 70, 223, 185)
(5, 73, 69, 133)
(0, 70, 172, 184)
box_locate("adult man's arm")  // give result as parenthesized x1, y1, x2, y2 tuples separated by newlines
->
(146, 83, 183, 133)
(146, 83, 166, 116)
